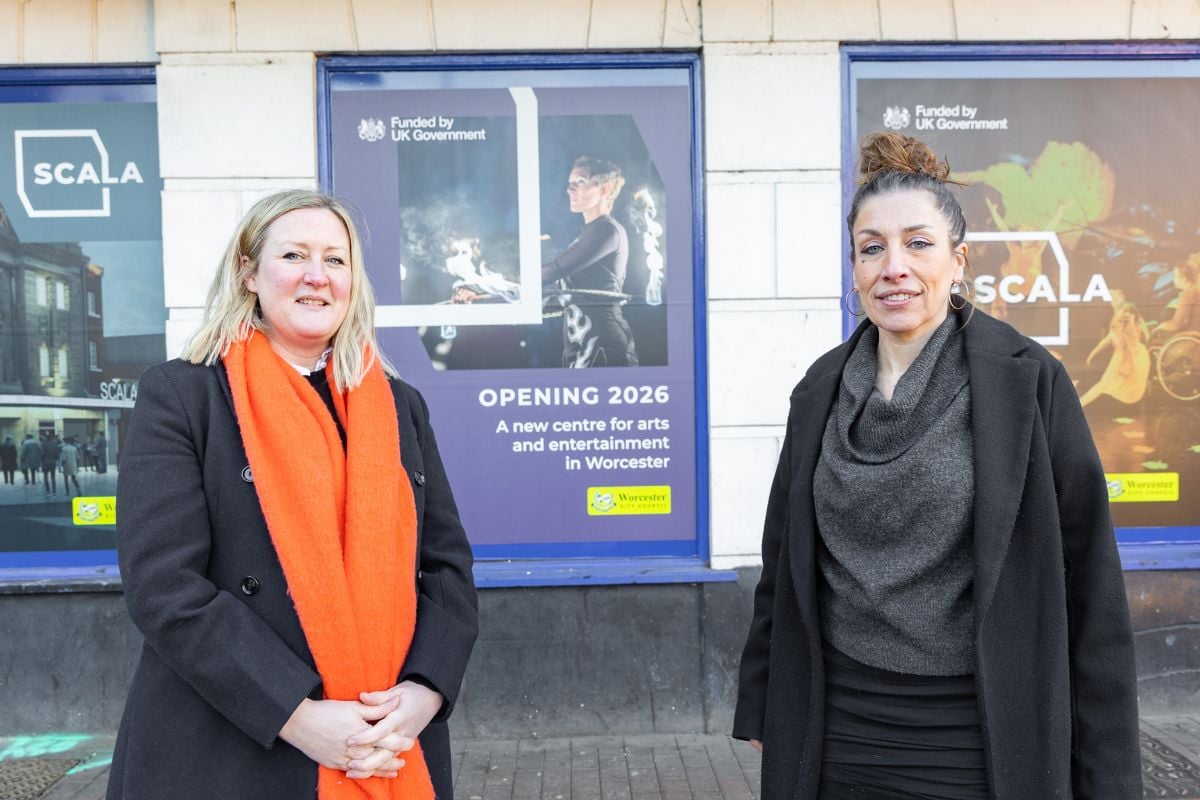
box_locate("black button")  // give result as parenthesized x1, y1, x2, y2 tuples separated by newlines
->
(240, 576, 260, 596)
(413, 470, 425, 486)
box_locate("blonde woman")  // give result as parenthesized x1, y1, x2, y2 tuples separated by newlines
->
(109, 190, 477, 800)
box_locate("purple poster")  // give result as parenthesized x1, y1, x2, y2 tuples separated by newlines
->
(326, 61, 701, 560)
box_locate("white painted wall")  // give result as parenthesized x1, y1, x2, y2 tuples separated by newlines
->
(2, 0, 1194, 568)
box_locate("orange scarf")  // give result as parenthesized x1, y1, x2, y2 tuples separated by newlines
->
(224, 332, 433, 800)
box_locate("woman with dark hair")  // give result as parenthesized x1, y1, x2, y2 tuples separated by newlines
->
(733, 132, 1140, 799)
(109, 189, 477, 800)
(541, 156, 638, 368)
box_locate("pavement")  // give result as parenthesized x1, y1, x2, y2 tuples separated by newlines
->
(0, 468, 117, 507)
(4, 716, 1200, 799)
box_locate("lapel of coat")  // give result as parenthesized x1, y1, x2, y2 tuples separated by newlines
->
(964, 312, 1040, 625)
(785, 324, 866, 624)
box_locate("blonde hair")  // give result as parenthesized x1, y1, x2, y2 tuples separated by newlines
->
(181, 189, 396, 391)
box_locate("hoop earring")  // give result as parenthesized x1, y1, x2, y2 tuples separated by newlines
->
(949, 279, 970, 310)
(843, 287, 865, 317)
(951, 257, 976, 329)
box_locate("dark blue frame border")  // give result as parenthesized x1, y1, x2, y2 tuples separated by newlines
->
(841, 42, 1200, 571)
(0, 65, 156, 591)
(315, 53, 726, 588)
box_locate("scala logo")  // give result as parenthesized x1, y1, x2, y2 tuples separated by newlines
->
(14, 129, 144, 219)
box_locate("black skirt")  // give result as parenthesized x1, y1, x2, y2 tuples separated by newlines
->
(819, 645, 989, 800)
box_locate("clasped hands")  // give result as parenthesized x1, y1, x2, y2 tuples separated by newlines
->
(279, 679, 443, 780)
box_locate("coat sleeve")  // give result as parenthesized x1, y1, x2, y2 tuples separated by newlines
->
(117, 364, 321, 749)
(398, 384, 479, 722)
(732, 422, 794, 741)
(1045, 362, 1142, 798)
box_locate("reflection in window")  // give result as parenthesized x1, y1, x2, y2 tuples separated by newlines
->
(36, 275, 47, 306)
(89, 341, 99, 371)
(58, 348, 69, 380)
(87, 291, 98, 316)
(56, 282, 67, 310)
(39, 344, 50, 377)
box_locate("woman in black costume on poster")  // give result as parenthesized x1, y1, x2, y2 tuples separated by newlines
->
(452, 157, 638, 369)
(540, 157, 638, 368)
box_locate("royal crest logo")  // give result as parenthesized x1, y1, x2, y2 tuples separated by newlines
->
(357, 118, 386, 143)
(883, 106, 911, 131)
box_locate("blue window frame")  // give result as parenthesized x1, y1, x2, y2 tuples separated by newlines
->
(317, 54, 726, 586)
(0, 66, 161, 589)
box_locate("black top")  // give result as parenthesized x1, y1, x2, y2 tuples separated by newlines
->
(541, 215, 629, 298)
(305, 370, 345, 448)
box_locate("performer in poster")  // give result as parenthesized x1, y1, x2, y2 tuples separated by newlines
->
(540, 156, 639, 368)
(734, 133, 1140, 799)
(1153, 255, 1200, 339)
(454, 156, 639, 368)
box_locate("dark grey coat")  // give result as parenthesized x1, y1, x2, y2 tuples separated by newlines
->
(107, 359, 478, 800)
(733, 308, 1141, 799)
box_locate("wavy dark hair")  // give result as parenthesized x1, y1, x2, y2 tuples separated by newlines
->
(846, 132, 967, 254)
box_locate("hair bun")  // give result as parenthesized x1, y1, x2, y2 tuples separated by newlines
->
(857, 132, 951, 185)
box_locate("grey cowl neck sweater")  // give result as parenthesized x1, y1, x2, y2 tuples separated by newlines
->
(814, 314, 976, 676)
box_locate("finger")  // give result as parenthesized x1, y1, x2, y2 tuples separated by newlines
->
(750, 739, 763, 753)
(348, 715, 400, 747)
(348, 748, 403, 774)
(348, 762, 403, 782)
(360, 686, 403, 705)
(356, 696, 400, 722)
(372, 733, 416, 753)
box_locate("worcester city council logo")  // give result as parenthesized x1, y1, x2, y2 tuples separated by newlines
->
(590, 491, 615, 513)
(1107, 479, 1124, 500)
(883, 106, 911, 131)
(76, 501, 101, 522)
(357, 118, 386, 142)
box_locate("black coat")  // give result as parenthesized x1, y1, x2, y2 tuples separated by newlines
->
(107, 359, 478, 800)
(0, 440, 16, 471)
(733, 309, 1141, 799)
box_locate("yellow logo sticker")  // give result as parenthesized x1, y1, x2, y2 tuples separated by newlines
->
(73, 496, 116, 525)
(1105, 473, 1179, 503)
(587, 486, 671, 516)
